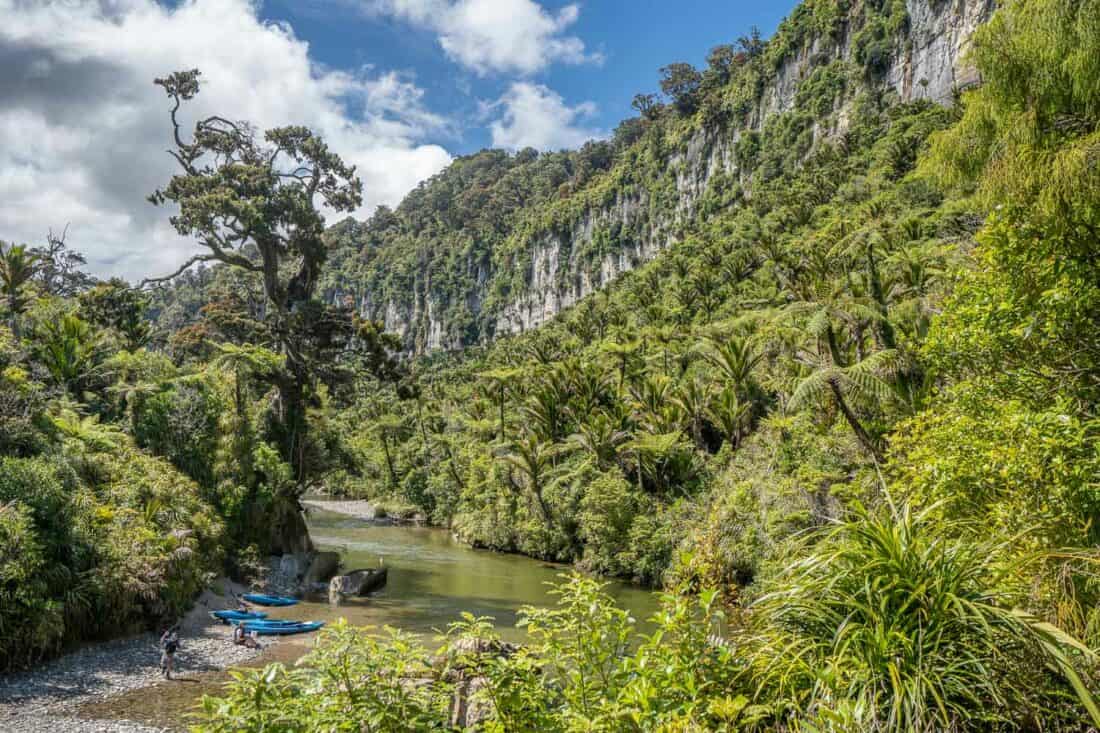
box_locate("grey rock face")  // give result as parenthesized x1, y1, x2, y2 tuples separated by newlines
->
(304, 551, 341, 586)
(327, 567, 388, 604)
(357, 0, 993, 353)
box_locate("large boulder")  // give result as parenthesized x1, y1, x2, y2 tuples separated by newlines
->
(328, 567, 388, 603)
(443, 639, 520, 729)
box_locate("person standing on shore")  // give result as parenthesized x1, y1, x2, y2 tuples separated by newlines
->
(159, 626, 179, 679)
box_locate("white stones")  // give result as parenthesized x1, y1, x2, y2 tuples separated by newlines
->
(0, 584, 273, 732)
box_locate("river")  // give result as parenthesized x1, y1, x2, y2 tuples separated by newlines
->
(296, 507, 661, 641)
(69, 506, 659, 729)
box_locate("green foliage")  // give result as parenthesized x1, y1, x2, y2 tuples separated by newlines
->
(131, 377, 224, 491)
(197, 622, 448, 732)
(0, 501, 65, 670)
(196, 575, 746, 732)
(884, 2, 1100, 662)
(0, 241, 40, 333)
(923, 0, 1100, 225)
(79, 278, 152, 351)
(0, 442, 223, 670)
(852, 0, 908, 79)
(577, 471, 642, 577)
(34, 311, 100, 396)
(659, 62, 704, 114)
(747, 503, 1100, 731)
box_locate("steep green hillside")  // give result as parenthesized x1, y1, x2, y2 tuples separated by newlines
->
(316, 0, 989, 352)
(194, 0, 1100, 728)
(340, 91, 963, 581)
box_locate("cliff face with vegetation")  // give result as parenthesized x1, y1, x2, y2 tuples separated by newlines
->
(323, 0, 992, 354)
(262, 0, 1100, 725)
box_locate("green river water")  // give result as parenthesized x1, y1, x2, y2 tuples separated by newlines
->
(300, 508, 660, 641)
(78, 507, 658, 728)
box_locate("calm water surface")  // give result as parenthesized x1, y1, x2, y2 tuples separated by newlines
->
(292, 508, 660, 642)
(79, 507, 661, 728)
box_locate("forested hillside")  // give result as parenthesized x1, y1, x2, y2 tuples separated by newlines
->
(0, 245, 226, 670)
(197, 0, 1100, 728)
(308, 0, 990, 353)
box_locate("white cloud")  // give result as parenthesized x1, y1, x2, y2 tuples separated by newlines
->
(369, 0, 601, 75)
(0, 0, 453, 281)
(489, 82, 602, 151)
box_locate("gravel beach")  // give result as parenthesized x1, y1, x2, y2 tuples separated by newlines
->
(0, 580, 275, 733)
(304, 498, 383, 521)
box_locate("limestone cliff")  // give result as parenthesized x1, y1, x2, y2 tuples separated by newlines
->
(337, 0, 993, 353)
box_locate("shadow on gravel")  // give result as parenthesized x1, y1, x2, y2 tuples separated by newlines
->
(0, 624, 254, 711)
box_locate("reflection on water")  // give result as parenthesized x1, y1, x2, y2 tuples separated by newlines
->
(76, 508, 660, 728)
(294, 508, 660, 642)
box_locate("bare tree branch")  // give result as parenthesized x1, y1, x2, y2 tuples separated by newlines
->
(140, 253, 216, 288)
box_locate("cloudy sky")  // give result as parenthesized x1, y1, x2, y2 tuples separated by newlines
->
(0, 0, 793, 281)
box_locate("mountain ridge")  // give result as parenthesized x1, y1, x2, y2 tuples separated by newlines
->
(320, 0, 992, 355)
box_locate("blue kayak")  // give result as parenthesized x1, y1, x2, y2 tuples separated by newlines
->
(211, 609, 268, 623)
(242, 593, 299, 607)
(239, 620, 324, 636)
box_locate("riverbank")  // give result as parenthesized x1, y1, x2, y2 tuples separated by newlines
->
(304, 498, 425, 524)
(304, 498, 382, 521)
(0, 580, 275, 733)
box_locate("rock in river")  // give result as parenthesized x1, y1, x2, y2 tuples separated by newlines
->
(328, 567, 388, 603)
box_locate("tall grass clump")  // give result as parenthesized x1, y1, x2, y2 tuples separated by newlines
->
(746, 502, 1100, 731)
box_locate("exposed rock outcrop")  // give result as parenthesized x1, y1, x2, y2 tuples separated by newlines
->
(265, 550, 342, 597)
(327, 567, 388, 604)
(440, 638, 521, 729)
(339, 0, 993, 354)
(305, 551, 341, 586)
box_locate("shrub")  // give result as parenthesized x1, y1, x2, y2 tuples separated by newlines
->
(746, 502, 1100, 731)
(131, 377, 224, 490)
(0, 502, 65, 670)
(578, 471, 641, 577)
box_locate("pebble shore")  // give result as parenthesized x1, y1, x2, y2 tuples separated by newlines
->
(0, 582, 273, 733)
(303, 498, 383, 521)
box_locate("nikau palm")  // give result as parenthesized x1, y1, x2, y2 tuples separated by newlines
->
(500, 435, 560, 526)
(700, 335, 762, 394)
(0, 242, 39, 336)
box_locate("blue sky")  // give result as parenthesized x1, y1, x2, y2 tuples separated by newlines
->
(260, 1, 796, 153)
(0, 0, 798, 279)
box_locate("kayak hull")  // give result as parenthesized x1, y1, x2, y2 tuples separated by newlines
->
(240, 620, 324, 635)
(242, 593, 299, 607)
(211, 610, 268, 623)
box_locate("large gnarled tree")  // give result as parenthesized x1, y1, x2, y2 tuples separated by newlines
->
(148, 69, 363, 553)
